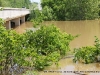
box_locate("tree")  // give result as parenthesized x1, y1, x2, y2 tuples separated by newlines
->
(0, 0, 11, 7)
(29, 2, 38, 10)
(0, 0, 31, 8)
(0, 0, 2, 6)
(41, 0, 99, 20)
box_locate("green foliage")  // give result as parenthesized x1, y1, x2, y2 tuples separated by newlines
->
(25, 25, 75, 56)
(41, 0, 99, 20)
(23, 71, 38, 75)
(0, 0, 31, 8)
(0, 19, 32, 74)
(42, 6, 53, 20)
(0, 18, 4, 24)
(73, 47, 97, 64)
(29, 2, 38, 10)
(29, 9, 43, 27)
(0, 19, 75, 73)
(25, 2, 42, 27)
(73, 36, 100, 64)
(0, 0, 11, 7)
(0, 7, 3, 11)
(31, 52, 60, 70)
(94, 36, 100, 54)
(24, 25, 75, 70)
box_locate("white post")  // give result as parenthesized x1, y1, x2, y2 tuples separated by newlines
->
(20, 16, 25, 24)
(5, 21, 11, 29)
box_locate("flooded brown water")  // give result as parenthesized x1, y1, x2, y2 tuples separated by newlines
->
(44, 20, 100, 49)
(14, 22, 33, 34)
(14, 20, 100, 75)
(39, 58, 100, 75)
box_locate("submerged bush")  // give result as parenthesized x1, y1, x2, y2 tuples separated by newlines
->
(73, 46, 97, 64)
(24, 25, 76, 70)
(73, 36, 100, 64)
(0, 18, 76, 73)
(25, 25, 75, 56)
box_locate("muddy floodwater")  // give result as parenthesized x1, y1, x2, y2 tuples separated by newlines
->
(14, 20, 100, 75)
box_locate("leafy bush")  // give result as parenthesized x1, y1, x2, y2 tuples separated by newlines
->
(94, 36, 100, 55)
(73, 47, 97, 64)
(32, 51, 60, 70)
(29, 9, 43, 27)
(0, 19, 75, 73)
(24, 25, 75, 56)
(73, 36, 100, 64)
(24, 25, 76, 70)
(42, 6, 53, 21)
(0, 19, 32, 74)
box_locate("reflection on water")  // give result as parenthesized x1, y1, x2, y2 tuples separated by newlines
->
(14, 20, 100, 75)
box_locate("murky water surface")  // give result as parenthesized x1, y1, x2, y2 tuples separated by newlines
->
(14, 22, 33, 34)
(14, 20, 100, 75)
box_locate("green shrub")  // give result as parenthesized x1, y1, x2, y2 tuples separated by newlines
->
(25, 25, 75, 56)
(0, 19, 32, 74)
(73, 46, 97, 64)
(73, 36, 100, 64)
(24, 25, 76, 70)
(29, 9, 43, 27)
(0, 19, 76, 72)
